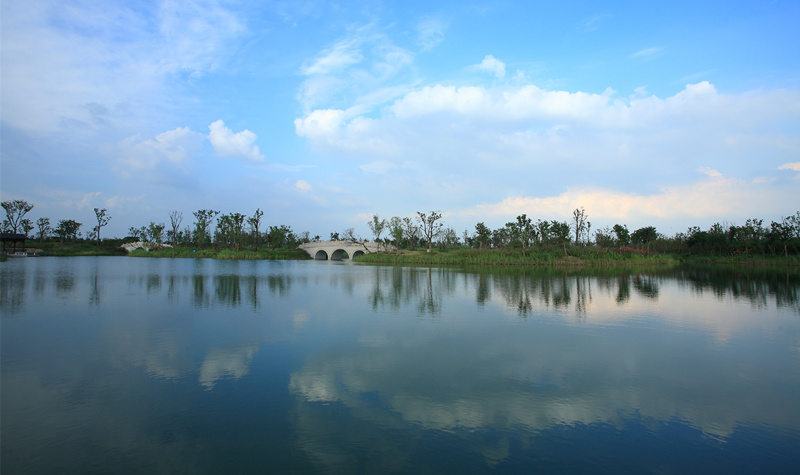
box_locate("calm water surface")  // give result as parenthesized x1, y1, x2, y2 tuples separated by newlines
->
(2, 257, 799, 474)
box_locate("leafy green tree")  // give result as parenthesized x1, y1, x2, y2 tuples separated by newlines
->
(612, 224, 630, 247)
(193, 209, 219, 249)
(631, 226, 658, 255)
(389, 216, 404, 253)
(93, 208, 110, 246)
(216, 212, 246, 250)
(2, 199, 34, 234)
(246, 208, 263, 251)
(516, 214, 534, 255)
(594, 226, 615, 247)
(475, 222, 491, 249)
(330, 231, 340, 241)
(368, 214, 387, 252)
(549, 220, 572, 255)
(55, 219, 81, 243)
(148, 222, 166, 244)
(20, 218, 34, 238)
(417, 211, 444, 252)
(402, 217, 419, 249)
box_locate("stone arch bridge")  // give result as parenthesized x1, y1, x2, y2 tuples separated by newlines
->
(298, 240, 384, 260)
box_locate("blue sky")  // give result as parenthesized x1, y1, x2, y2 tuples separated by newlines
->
(2, 0, 798, 239)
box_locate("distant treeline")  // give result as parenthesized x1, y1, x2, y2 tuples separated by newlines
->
(3, 199, 800, 257)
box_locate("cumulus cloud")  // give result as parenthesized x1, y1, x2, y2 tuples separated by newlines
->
(118, 126, 205, 172)
(208, 120, 264, 162)
(294, 80, 799, 228)
(460, 170, 784, 224)
(778, 162, 800, 178)
(473, 55, 506, 80)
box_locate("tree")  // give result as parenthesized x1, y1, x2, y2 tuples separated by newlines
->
(20, 219, 34, 238)
(36, 217, 51, 241)
(572, 207, 588, 245)
(342, 227, 357, 242)
(368, 214, 387, 252)
(475, 222, 491, 249)
(2, 199, 34, 234)
(193, 209, 219, 249)
(330, 231, 340, 241)
(246, 208, 263, 251)
(216, 212, 245, 251)
(631, 226, 658, 255)
(389, 217, 404, 254)
(169, 211, 183, 246)
(55, 219, 82, 243)
(417, 211, 444, 252)
(402, 217, 419, 249)
(93, 208, 110, 246)
(550, 220, 572, 255)
(515, 214, 533, 255)
(612, 224, 630, 247)
(148, 222, 166, 244)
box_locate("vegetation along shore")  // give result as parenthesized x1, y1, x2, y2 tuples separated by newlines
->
(2, 199, 799, 266)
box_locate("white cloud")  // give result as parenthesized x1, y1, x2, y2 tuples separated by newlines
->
(630, 46, 664, 59)
(416, 16, 447, 51)
(474, 55, 506, 80)
(208, 120, 264, 162)
(118, 126, 205, 172)
(297, 26, 415, 111)
(294, 80, 799, 229)
(296, 180, 313, 193)
(460, 170, 785, 225)
(0, 1, 247, 134)
(301, 39, 364, 76)
(779, 162, 800, 178)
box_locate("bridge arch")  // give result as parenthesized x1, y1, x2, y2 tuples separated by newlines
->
(298, 241, 384, 261)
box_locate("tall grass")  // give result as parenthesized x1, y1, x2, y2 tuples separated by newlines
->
(129, 247, 310, 260)
(355, 247, 678, 266)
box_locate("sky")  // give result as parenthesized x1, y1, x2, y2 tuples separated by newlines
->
(1, 0, 799, 240)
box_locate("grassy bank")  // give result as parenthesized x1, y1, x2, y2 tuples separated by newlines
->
(128, 247, 310, 260)
(3, 241, 127, 257)
(355, 247, 678, 266)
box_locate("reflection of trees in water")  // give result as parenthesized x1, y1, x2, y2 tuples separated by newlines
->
(677, 266, 800, 313)
(362, 265, 800, 318)
(632, 274, 659, 299)
(188, 273, 295, 309)
(366, 266, 457, 316)
(55, 266, 75, 299)
(0, 265, 26, 315)
(215, 275, 241, 307)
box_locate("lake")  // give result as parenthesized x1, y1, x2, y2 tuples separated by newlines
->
(1, 257, 799, 474)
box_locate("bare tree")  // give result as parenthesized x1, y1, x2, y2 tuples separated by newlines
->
(572, 207, 588, 245)
(94, 208, 110, 246)
(169, 211, 183, 246)
(417, 211, 444, 252)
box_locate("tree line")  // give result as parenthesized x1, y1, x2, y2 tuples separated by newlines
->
(364, 208, 800, 257)
(3, 199, 800, 257)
